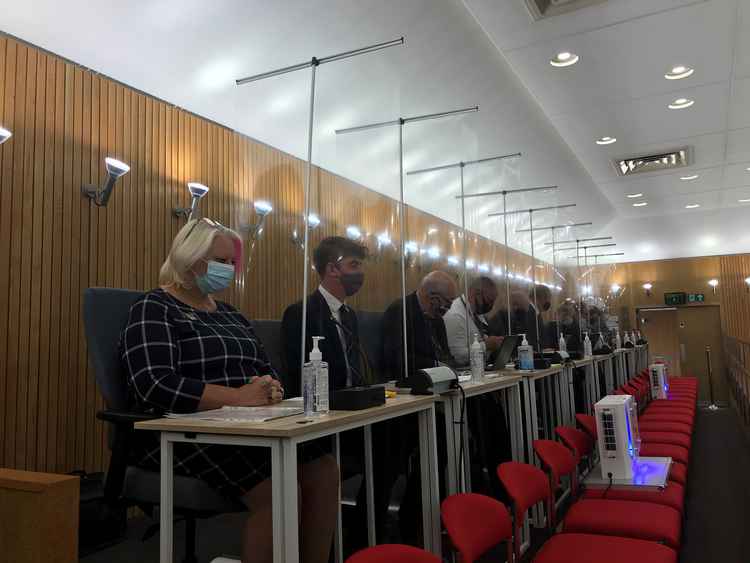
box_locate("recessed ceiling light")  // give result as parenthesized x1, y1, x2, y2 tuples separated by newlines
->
(685, 203, 700, 209)
(596, 136, 617, 145)
(668, 98, 694, 109)
(632, 202, 648, 207)
(626, 193, 643, 198)
(680, 174, 699, 181)
(745, 167, 750, 172)
(739, 198, 750, 203)
(664, 66, 694, 80)
(550, 51, 579, 67)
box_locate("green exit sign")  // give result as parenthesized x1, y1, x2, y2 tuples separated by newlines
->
(688, 293, 705, 303)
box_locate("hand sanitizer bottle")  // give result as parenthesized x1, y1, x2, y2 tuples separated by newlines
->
(470, 334, 485, 381)
(558, 333, 567, 353)
(614, 329, 622, 350)
(518, 333, 534, 370)
(303, 337, 329, 416)
(583, 332, 593, 358)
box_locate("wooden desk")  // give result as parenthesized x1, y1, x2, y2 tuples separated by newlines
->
(435, 374, 523, 495)
(136, 395, 441, 563)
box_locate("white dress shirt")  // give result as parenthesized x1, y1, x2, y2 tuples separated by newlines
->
(318, 284, 353, 386)
(443, 296, 486, 365)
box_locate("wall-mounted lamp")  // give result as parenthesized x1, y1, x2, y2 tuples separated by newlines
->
(426, 246, 441, 260)
(745, 276, 750, 293)
(242, 200, 273, 240)
(0, 126, 12, 145)
(291, 213, 321, 250)
(376, 231, 392, 248)
(173, 182, 210, 219)
(611, 283, 622, 294)
(708, 278, 719, 294)
(82, 157, 130, 207)
(346, 225, 363, 241)
(643, 282, 653, 296)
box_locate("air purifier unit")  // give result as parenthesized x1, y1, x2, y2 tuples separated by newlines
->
(594, 394, 641, 480)
(649, 363, 668, 400)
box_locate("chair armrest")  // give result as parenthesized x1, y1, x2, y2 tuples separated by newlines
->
(97, 410, 160, 425)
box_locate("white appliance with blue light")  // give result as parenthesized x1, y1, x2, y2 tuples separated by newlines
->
(649, 363, 669, 400)
(594, 394, 641, 480)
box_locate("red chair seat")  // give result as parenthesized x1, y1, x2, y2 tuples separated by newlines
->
(667, 461, 687, 485)
(640, 431, 692, 450)
(638, 421, 693, 436)
(576, 414, 597, 439)
(534, 533, 677, 563)
(639, 443, 690, 465)
(346, 545, 440, 563)
(441, 493, 512, 563)
(563, 499, 682, 549)
(582, 480, 685, 514)
(640, 413, 694, 427)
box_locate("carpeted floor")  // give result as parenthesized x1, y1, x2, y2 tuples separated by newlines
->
(81, 408, 750, 562)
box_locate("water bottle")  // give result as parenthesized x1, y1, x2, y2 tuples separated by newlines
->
(614, 329, 622, 350)
(518, 333, 534, 370)
(470, 333, 485, 380)
(558, 333, 567, 353)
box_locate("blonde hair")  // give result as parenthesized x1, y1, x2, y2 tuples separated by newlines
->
(159, 218, 243, 288)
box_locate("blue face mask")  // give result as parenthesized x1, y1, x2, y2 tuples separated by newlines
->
(194, 260, 235, 294)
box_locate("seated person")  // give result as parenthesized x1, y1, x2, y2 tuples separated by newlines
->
(443, 275, 505, 365)
(121, 218, 338, 563)
(511, 285, 553, 351)
(382, 270, 458, 379)
(281, 236, 367, 397)
(552, 300, 582, 352)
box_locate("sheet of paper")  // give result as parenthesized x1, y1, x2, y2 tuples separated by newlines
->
(165, 398, 303, 422)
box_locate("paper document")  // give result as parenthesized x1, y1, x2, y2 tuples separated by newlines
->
(166, 398, 303, 423)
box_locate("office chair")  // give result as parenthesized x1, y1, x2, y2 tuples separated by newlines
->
(83, 287, 244, 563)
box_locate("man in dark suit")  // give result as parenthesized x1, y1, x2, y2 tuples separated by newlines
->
(382, 270, 458, 380)
(511, 285, 553, 351)
(281, 236, 367, 397)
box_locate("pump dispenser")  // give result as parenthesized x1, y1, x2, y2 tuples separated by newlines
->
(518, 333, 534, 370)
(303, 336, 329, 416)
(583, 332, 593, 357)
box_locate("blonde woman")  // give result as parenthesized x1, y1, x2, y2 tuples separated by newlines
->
(121, 218, 339, 563)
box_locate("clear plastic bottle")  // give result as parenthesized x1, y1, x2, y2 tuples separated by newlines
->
(518, 333, 534, 370)
(583, 332, 593, 357)
(614, 329, 622, 350)
(470, 333, 485, 380)
(558, 333, 567, 353)
(303, 336, 329, 416)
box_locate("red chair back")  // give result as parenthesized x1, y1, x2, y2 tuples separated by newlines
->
(575, 413, 597, 440)
(346, 544, 440, 563)
(555, 426, 594, 462)
(441, 493, 513, 563)
(533, 439, 578, 503)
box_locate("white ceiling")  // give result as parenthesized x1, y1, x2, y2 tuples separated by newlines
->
(0, 0, 747, 264)
(464, 0, 750, 261)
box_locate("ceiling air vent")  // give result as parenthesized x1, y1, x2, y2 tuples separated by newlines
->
(524, 0, 607, 21)
(613, 147, 691, 177)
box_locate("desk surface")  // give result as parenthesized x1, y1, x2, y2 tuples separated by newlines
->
(506, 366, 563, 380)
(135, 394, 436, 438)
(592, 353, 615, 362)
(573, 357, 594, 368)
(438, 373, 523, 400)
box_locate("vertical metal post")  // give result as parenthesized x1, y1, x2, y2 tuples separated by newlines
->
(551, 227, 560, 343)
(576, 239, 583, 343)
(460, 163, 470, 354)
(299, 61, 318, 376)
(529, 210, 540, 352)
(398, 120, 410, 380)
(707, 345, 719, 410)
(503, 191, 511, 336)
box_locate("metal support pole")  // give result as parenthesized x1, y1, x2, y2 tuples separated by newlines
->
(398, 121, 409, 380)
(577, 240, 583, 344)
(529, 210, 541, 352)
(460, 164, 470, 353)
(706, 345, 720, 410)
(299, 62, 317, 376)
(551, 228, 559, 344)
(503, 192, 511, 336)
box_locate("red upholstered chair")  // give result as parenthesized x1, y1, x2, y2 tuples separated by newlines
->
(640, 412, 695, 427)
(667, 461, 688, 486)
(639, 443, 690, 466)
(638, 420, 693, 436)
(576, 414, 597, 440)
(532, 439, 683, 549)
(555, 426, 595, 470)
(582, 479, 685, 514)
(533, 533, 677, 563)
(534, 439, 580, 504)
(497, 461, 551, 561)
(640, 431, 692, 451)
(345, 545, 440, 563)
(441, 493, 513, 563)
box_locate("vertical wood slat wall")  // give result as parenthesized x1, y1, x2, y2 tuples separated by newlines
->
(0, 37, 549, 473)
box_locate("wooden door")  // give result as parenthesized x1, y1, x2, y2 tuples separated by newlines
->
(638, 308, 681, 376)
(677, 305, 727, 403)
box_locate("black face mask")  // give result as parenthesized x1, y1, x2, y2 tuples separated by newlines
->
(474, 295, 493, 316)
(338, 270, 365, 297)
(542, 301, 551, 312)
(430, 296, 451, 318)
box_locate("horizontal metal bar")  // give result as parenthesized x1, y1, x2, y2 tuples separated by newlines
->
(545, 236, 612, 246)
(406, 152, 522, 175)
(559, 243, 617, 252)
(236, 37, 404, 85)
(335, 105, 478, 135)
(516, 221, 593, 233)
(488, 203, 576, 217)
(454, 185, 557, 200)
(574, 252, 625, 259)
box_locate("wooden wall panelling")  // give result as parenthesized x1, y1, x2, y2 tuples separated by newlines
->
(0, 35, 8, 469)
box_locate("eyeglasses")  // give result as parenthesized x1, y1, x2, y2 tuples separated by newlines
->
(184, 217, 226, 240)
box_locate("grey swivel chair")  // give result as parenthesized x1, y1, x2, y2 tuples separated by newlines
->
(250, 319, 285, 384)
(83, 287, 243, 563)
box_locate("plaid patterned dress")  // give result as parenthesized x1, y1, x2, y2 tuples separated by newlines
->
(121, 288, 321, 498)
